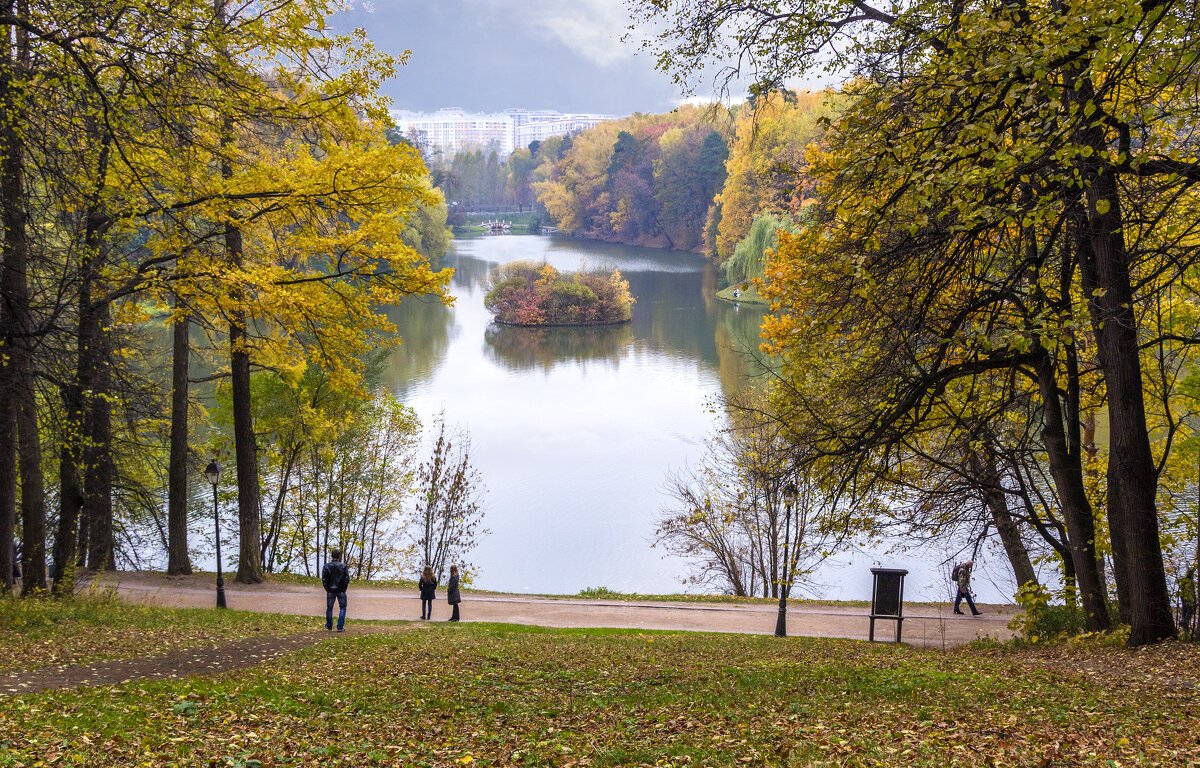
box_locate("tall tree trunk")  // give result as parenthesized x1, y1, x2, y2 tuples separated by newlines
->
(0, 380, 14, 593)
(0, 0, 19, 596)
(75, 496, 90, 570)
(1066, 68, 1174, 644)
(14, 350, 43, 593)
(167, 303, 192, 574)
(58, 112, 113, 587)
(1, 0, 45, 595)
(1033, 345, 1110, 630)
(85, 302, 114, 571)
(53, 380, 83, 591)
(229, 236, 263, 584)
(971, 446, 1037, 590)
(56, 257, 98, 588)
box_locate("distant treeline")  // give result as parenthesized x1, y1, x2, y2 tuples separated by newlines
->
(407, 94, 837, 285)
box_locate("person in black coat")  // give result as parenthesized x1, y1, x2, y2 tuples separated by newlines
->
(321, 549, 351, 631)
(447, 565, 461, 622)
(419, 565, 437, 620)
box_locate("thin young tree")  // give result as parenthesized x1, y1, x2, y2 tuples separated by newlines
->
(411, 417, 487, 582)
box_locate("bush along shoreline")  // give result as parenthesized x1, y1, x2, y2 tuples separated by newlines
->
(484, 261, 635, 327)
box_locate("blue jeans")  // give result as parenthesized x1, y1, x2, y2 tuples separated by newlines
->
(954, 588, 979, 615)
(326, 591, 347, 630)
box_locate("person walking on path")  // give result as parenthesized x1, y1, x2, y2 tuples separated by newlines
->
(419, 565, 437, 620)
(951, 559, 982, 616)
(447, 565, 462, 622)
(322, 549, 350, 631)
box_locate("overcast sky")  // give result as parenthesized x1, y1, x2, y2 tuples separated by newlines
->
(330, 0, 688, 115)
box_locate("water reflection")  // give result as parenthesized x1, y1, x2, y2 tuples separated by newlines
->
(382, 295, 454, 395)
(385, 235, 771, 595)
(484, 323, 636, 372)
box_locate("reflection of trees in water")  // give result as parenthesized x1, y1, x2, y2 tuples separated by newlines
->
(626, 266, 770, 393)
(382, 296, 454, 393)
(484, 322, 635, 372)
(447, 250, 494, 292)
(714, 301, 772, 393)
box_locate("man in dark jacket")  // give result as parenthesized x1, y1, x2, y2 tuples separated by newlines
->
(322, 549, 350, 631)
(951, 559, 982, 616)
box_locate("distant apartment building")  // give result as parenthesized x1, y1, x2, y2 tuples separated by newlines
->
(390, 107, 618, 157)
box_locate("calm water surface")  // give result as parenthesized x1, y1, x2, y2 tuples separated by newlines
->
(387, 235, 1017, 602)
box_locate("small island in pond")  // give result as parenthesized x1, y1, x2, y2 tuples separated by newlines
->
(484, 261, 635, 326)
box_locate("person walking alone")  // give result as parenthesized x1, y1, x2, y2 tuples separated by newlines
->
(447, 565, 462, 622)
(419, 565, 437, 620)
(322, 549, 350, 632)
(951, 559, 982, 616)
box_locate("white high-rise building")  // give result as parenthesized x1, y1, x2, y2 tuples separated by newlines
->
(391, 107, 618, 157)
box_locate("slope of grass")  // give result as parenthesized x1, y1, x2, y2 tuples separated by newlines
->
(0, 592, 314, 674)
(1, 619, 1196, 766)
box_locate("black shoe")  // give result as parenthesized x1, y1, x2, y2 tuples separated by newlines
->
(972, 611, 982, 616)
(954, 610, 963, 615)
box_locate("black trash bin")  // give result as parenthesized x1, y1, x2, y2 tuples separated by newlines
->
(869, 567, 909, 643)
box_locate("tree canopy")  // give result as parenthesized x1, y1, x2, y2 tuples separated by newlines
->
(630, 0, 1200, 645)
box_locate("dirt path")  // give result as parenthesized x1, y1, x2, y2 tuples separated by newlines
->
(104, 572, 1015, 649)
(2, 629, 323, 695)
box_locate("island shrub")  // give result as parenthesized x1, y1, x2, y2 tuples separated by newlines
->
(484, 261, 634, 326)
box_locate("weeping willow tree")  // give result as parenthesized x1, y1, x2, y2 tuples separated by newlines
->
(724, 212, 800, 285)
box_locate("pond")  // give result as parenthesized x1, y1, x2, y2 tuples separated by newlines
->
(385, 234, 1017, 603)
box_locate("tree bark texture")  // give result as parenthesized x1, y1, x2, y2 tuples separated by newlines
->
(53, 380, 83, 590)
(0, 378, 14, 592)
(167, 305, 192, 574)
(228, 222, 263, 584)
(1, 1, 46, 594)
(0, 0, 18, 595)
(55, 261, 98, 588)
(1040, 52, 1172, 642)
(1034, 347, 1110, 631)
(971, 448, 1038, 590)
(84, 302, 114, 571)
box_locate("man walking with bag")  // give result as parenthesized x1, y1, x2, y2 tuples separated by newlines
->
(951, 559, 982, 616)
(322, 549, 350, 632)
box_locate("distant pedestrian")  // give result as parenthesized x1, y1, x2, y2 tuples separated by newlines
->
(321, 549, 350, 632)
(11, 542, 20, 581)
(447, 565, 462, 622)
(1180, 565, 1196, 632)
(419, 565, 437, 620)
(951, 559, 982, 616)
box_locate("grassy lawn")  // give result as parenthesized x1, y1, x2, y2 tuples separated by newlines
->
(0, 593, 314, 674)
(1, 613, 1196, 767)
(716, 283, 768, 305)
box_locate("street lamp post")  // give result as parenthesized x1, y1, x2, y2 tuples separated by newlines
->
(205, 460, 227, 609)
(775, 482, 798, 637)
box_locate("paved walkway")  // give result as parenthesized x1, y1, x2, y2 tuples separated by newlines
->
(104, 572, 1015, 649)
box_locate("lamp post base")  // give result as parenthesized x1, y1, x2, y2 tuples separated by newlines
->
(216, 575, 227, 609)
